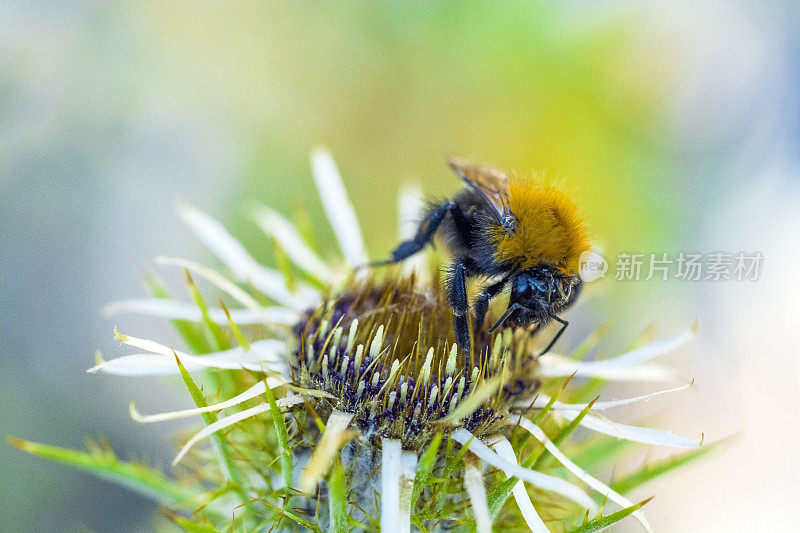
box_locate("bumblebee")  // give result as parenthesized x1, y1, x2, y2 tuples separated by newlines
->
(373, 157, 590, 353)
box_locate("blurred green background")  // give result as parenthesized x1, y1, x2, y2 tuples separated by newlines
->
(2, 2, 798, 532)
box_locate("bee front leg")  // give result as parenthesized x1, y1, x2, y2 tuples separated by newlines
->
(489, 303, 525, 333)
(447, 261, 471, 351)
(539, 315, 568, 356)
(473, 278, 508, 333)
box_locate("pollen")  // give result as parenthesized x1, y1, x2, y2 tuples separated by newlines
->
(491, 177, 590, 273)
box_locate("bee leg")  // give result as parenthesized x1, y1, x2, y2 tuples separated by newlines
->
(369, 202, 458, 266)
(489, 303, 525, 333)
(539, 315, 568, 356)
(447, 261, 471, 351)
(454, 314, 470, 353)
(473, 278, 508, 332)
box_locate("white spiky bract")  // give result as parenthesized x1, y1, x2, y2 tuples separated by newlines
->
(451, 428, 598, 513)
(177, 204, 318, 309)
(538, 326, 696, 383)
(91, 331, 288, 376)
(104, 298, 297, 325)
(464, 462, 492, 533)
(520, 382, 694, 412)
(130, 381, 269, 423)
(397, 186, 429, 280)
(173, 395, 305, 466)
(155, 256, 300, 325)
(398, 451, 417, 533)
(562, 410, 701, 449)
(381, 438, 402, 533)
(514, 383, 701, 449)
(96, 150, 702, 532)
(299, 410, 354, 493)
(492, 437, 549, 533)
(514, 415, 653, 532)
(311, 148, 368, 266)
(254, 206, 336, 283)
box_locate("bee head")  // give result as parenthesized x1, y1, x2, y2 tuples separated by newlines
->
(505, 267, 580, 328)
(506, 269, 549, 326)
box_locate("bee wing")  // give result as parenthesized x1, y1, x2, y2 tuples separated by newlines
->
(447, 156, 511, 221)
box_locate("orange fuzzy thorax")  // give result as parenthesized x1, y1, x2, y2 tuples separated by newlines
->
(490, 177, 590, 274)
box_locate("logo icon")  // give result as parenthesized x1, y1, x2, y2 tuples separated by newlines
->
(579, 250, 607, 282)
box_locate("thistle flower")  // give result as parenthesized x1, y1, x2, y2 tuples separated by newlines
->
(12, 149, 705, 532)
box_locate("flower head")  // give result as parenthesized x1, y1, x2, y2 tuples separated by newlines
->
(291, 275, 542, 448)
(20, 149, 704, 532)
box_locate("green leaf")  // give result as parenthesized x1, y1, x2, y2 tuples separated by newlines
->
(568, 435, 636, 471)
(442, 434, 472, 480)
(411, 432, 443, 510)
(174, 354, 245, 498)
(533, 372, 576, 425)
(347, 516, 370, 531)
(532, 396, 599, 470)
(166, 512, 220, 533)
(8, 436, 211, 515)
(184, 269, 228, 352)
(143, 270, 211, 354)
(411, 516, 430, 533)
(610, 440, 721, 495)
(329, 458, 349, 533)
(488, 395, 599, 516)
(271, 235, 298, 292)
(567, 497, 652, 533)
(419, 434, 471, 516)
(263, 381, 294, 510)
(571, 378, 608, 404)
(260, 501, 324, 533)
(487, 475, 517, 517)
(219, 298, 250, 352)
(569, 320, 613, 361)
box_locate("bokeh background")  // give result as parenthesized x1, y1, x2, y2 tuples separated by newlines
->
(2, 2, 798, 531)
